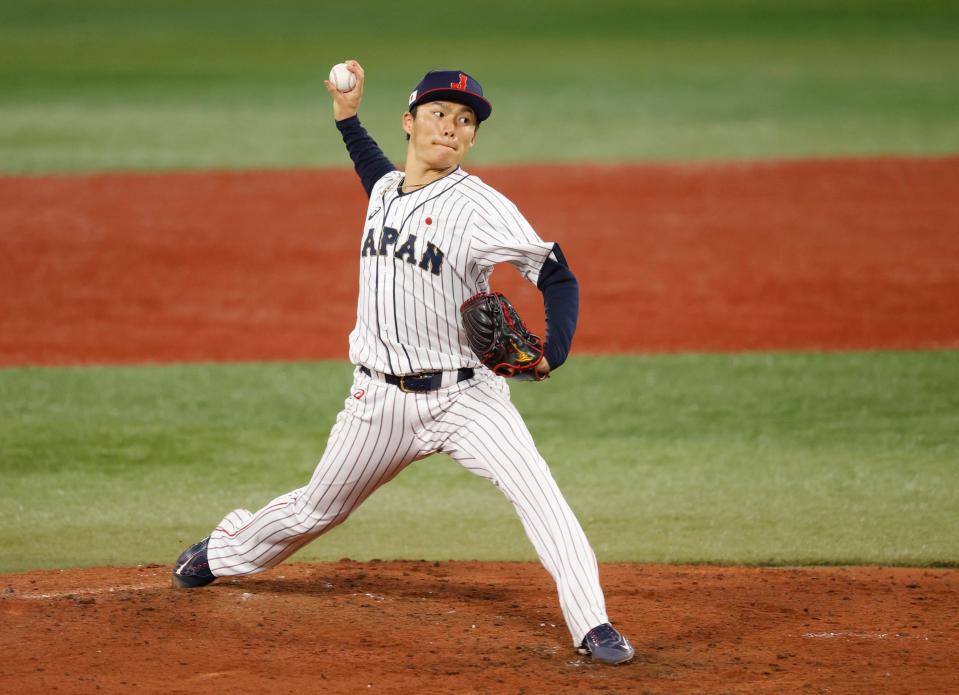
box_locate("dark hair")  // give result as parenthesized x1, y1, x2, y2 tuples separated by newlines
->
(406, 103, 481, 141)
(406, 104, 418, 141)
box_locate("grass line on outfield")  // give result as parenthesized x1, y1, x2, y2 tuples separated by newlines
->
(1, 351, 957, 573)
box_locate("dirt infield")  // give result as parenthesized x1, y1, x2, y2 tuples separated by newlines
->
(2, 561, 957, 694)
(2, 158, 958, 691)
(2, 157, 958, 366)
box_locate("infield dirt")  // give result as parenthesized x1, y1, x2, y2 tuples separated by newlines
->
(2, 158, 958, 693)
(2, 157, 958, 366)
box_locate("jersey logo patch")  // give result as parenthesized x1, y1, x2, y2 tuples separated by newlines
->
(353, 389, 365, 399)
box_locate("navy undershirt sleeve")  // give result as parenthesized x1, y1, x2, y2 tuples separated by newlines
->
(335, 115, 396, 198)
(536, 243, 579, 371)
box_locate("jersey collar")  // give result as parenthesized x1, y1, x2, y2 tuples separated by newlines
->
(396, 166, 465, 197)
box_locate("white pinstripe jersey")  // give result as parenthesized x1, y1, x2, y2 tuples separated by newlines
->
(349, 167, 554, 375)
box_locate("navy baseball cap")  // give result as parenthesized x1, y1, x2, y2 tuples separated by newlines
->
(408, 70, 492, 122)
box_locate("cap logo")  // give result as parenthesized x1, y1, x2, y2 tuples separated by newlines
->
(450, 74, 468, 90)
(408, 90, 418, 105)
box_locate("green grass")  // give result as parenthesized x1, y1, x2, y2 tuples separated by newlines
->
(1, 351, 957, 573)
(1, 0, 958, 172)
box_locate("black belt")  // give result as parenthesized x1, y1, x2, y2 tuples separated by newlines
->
(360, 366, 474, 393)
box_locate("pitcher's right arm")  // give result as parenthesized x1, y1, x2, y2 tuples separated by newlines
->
(324, 60, 396, 197)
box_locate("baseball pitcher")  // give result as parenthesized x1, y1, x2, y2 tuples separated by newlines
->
(172, 60, 634, 666)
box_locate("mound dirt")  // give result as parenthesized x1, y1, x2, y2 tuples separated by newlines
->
(2, 561, 956, 694)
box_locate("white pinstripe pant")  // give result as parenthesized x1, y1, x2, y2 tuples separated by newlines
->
(207, 368, 609, 644)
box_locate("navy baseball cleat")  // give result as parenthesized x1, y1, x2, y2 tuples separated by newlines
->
(171, 536, 216, 589)
(578, 623, 635, 665)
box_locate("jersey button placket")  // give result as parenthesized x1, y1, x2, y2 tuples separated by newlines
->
(376, 199, 399, 340)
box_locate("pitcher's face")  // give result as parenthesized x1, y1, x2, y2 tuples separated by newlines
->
(404, 100, 477, 170)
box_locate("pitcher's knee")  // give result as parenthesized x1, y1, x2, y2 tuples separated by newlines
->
(294, 498, 351, 537)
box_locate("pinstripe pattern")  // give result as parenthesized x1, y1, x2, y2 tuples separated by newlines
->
(441, 377, 609, 640)
(207, 367, 609, 645)
(205, 166, 611, 646)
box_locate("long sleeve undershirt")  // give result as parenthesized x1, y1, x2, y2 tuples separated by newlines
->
(537, 245, 579, 371)
(335, 115, 395, 197)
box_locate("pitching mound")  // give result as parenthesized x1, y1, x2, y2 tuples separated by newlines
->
(2, 561, 956, 693)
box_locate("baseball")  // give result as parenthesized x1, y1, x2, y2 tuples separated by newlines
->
(329, 62, 357, 92)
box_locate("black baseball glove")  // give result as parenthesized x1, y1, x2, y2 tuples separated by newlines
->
(460, 292, 546, 380)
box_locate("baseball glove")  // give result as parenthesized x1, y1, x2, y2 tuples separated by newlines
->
(460, 292, 545, 380)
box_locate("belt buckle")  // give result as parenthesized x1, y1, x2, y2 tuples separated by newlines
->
(398, 372, 436, 393)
